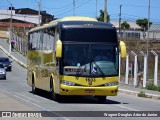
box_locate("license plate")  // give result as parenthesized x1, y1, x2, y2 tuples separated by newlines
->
(85, 90, 95, 93)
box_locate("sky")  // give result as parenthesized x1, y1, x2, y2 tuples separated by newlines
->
(0, 0, 160, 24)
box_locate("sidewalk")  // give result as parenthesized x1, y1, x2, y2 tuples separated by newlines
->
(0, 38, 160, 100)
(119, 84, 160, 100)
(0, 38, 27, 68)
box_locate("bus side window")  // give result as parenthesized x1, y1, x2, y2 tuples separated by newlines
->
(42, 28, 55, 50)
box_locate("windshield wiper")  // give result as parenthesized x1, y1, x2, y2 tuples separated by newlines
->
(91, 58, 105, 77)
(75, 65, 87, 77)
(75, 65, 82, 77)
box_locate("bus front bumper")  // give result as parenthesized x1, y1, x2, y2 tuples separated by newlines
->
(60, 85, 118, 96)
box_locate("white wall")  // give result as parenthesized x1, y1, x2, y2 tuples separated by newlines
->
(149, 31, 160, 40)
(0, 10, 41, 25)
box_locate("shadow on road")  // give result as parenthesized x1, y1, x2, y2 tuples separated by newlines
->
(29, 89, 127, 105)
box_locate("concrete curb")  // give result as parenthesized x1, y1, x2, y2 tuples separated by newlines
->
(119, 88, 160, 100)
(0, 45, 27, 68)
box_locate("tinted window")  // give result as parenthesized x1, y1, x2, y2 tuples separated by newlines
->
(0, 58, 10, 63)
(61, 28, 118, 43)
(0, 64, 4, 68)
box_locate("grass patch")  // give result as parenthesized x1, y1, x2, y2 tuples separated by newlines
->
(146, 83, 159, 91)
(137, 91, 147, 97)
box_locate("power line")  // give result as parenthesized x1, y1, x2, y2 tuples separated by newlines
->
(43, 0, 79, 9)
(110, 13, 160, 24)
(55, 0, 90, 17)
(43, 0, 81, 10)
(122, 13, 146, 19)
(106, 3, 160, 9)
(122, 13, 160, 22)
(53, 0, 84, 15)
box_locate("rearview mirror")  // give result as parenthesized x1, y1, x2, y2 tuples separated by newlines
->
(119, 41, 126, 58)
(56, 39, 62, 58)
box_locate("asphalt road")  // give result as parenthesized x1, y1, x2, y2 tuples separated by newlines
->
(0, 49, 160, 120)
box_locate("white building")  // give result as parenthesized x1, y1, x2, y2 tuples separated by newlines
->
(149, 24, 160, 40)
(110, 21, 144, 39)
(0, 10, 40, 25)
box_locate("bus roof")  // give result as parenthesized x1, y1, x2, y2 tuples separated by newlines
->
(29, 16, 98, 33)
(57, 21, 115, 30)
(50, 16, 98, 23)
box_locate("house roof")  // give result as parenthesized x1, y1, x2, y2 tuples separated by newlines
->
(149, 24, 160, 31)
(0, 18, 35, 28)
(15, 8, 52, 16)
(110, 21, 141, 30)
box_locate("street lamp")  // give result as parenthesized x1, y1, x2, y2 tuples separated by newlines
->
(6, 0, 12, 55)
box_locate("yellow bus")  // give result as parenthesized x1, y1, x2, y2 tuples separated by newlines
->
(27, 16, 126, 102)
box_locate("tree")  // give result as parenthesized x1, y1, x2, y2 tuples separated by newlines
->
(97, 10, 110, 22)
(121, 21, 130, 29)
(136, 18, 152, 31)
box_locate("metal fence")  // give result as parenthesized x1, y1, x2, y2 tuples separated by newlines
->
(120, 51, 160, 87)
(10, 32, 28, 56)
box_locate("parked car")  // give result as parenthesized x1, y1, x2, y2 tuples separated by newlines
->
(0, 64, 6, 79)
(0, 57, 12, 71)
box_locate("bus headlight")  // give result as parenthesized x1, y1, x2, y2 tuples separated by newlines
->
(105, 82, 118, 86)
(61, 80, 75, 86)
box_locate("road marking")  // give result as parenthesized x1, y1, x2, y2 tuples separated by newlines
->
(3, 90, 50, 111)
(13, 92, 40, 103)
(2, 90, 70, 120)
(115, 104, 140, 111)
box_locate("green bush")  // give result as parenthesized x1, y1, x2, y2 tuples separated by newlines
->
(157, 86, 160, 92)
(146, 83, 157, 91)
(137, 91, 147, 97)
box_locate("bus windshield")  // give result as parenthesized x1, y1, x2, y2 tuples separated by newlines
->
(62, 44, 118, 77)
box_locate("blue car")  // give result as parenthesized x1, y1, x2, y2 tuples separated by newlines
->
(0, 57, 12, 71)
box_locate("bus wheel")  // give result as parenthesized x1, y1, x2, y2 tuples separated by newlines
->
(96, 96, 106, 103)
(50, 78, 60, 101)
(32, 76, 37, 94)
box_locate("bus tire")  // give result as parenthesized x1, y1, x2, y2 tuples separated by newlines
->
(96, 96, 106, 103)
(50, 77, 60, 101)
(32, 75, 37, 94)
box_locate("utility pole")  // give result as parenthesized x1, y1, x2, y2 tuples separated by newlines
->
(96, 0, 97, 18)
(147, 0, 150, 57)
(73, 0, 75, 16)
(104, 0, 107, 22)
(10, 3, 12, 31)
(35, 0, 41, 26)
(6, 0, 12, 54)
(9, 3, 12, 54)
(38, 2, 41, 26)
(146, 0, 150, 81)
(119, 5, 122, 37)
